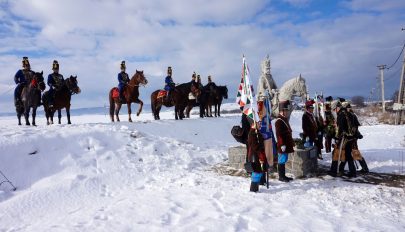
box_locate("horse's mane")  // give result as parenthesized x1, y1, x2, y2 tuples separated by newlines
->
(278, 75, 306, 101)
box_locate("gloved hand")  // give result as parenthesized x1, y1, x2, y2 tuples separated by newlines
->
(281, 145, 286, 152)
(306, 137, 310, 142)
(318, 131, 322, 135)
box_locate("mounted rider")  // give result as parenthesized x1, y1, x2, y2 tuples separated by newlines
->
(164, 66, 175, 101)
(206, 75, 217, 92)
(118, 61, 129, 102)
(47, 60, 64, 107)
(14, 57, 35, 104)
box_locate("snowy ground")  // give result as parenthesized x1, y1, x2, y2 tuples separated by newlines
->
(0, 104, 404, 231)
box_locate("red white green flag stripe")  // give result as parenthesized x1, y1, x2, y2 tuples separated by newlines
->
(236, 56, 259, 121)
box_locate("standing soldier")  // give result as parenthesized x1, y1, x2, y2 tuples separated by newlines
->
(324, 96, 336, 153)
(14, 57, 34, 104)
(164, 66, 175, 102)
(275, 100, 294, 182)
(117, 61, 129, 102)
(335, 100, 358, 178)
(315, 104, 325, 159)
(302, 100, 318, 147)
(47, 60, 64, 108)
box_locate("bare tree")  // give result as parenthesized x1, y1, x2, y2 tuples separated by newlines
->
(351, 95, 365, 107)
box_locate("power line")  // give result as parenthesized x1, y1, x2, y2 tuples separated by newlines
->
(387, 41, 405, 70)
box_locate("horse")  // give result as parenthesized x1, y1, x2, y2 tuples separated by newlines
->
(42, 75, 81, 125)
(109, 70, 148, 122)
(209, 85, 228, 117)
(151, 82, 200, 120)
(271, 75, 307, 118)
(16, 71, 46, 126)
(185, 84, 209, 118)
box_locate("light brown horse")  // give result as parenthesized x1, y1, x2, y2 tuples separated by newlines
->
(109, 70, 148, 122)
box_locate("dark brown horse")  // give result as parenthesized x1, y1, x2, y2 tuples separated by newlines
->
(42, 76, 81, 125)
(151, 82, 200, 120)
(16, 71, 46, 126)
(208, 85, 228, 117)
(109, 70, 148, 122)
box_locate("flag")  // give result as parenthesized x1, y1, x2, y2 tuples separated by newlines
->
(236, 56, 259, 121)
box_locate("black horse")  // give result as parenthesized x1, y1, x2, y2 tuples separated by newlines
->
(209, 85, 228, 117)
(151, 82, 200, 120)
(186, 85, 209, 118)
(42, 76, 81, 125)
(16, 71, 46, 126)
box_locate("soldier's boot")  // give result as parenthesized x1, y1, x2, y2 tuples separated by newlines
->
(347, 160, 357, 178)
(358, 158, 369, 173)
(327, 161, 338, 177)
(278, 164, 290, 182)
(338, 161, 346, 177)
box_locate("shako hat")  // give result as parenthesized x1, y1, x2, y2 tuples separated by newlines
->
(279, 100, 290, 110)
(52, 60, 59, 70)
(121, 61, 126, 70)
(305, 99, 315, 109)
(22, 57, 30, 68)
(325, 96, 333, 102)
(167, 66, 172, 75)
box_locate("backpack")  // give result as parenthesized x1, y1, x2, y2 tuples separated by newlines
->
(231, 125, 246, 144)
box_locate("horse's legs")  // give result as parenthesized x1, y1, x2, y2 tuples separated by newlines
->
(218, 103, 221, 117)
(156, 105, 162, 120)
(127, 103, 132, 122)
(16, 107, 22, 125)
(66, 107, 71, 124)
(24, 105, 30, 126)
(50, 110, 55, 124)
(32, 106, 37, 126)
(174, 105, 179, 120)
(135, 99, 143, 116)
(186, 104, 192, 118)
(115, 103, 121, 122)
(58, 109, 62, 124)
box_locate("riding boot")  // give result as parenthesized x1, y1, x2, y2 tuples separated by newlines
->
(358, 158, 369, 173)
(338, 161, 346, 176)
(250, 182, 259, 192)
(278, 164, 290, 182)
(347, 160, 357, 178)
(328, 161, 338, 177)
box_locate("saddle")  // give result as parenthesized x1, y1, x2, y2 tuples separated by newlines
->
(157, 90, 167, 99)
(112, 87, 124, 99)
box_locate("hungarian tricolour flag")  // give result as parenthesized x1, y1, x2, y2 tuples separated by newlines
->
(236, 56, 259, 121)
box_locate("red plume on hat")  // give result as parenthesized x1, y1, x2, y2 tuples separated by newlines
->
(305, 99, 315, 108)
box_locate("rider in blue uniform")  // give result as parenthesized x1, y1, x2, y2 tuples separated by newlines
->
(14, 57, 34, 104)
(117, 61, 129, 102)
(164, 66, 174, 101)
(47, 60, 64, 107)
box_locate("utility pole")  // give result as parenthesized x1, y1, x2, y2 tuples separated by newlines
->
(377, 65, 387, 113)
(395, 51, 405, 124)
(394, 28, 405, 124)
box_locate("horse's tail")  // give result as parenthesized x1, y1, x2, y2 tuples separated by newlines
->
(109, 89, 115, 118)
(150, 92, 156, 116)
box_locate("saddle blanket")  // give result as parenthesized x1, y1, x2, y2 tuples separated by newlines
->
(157, 90, 167, 99)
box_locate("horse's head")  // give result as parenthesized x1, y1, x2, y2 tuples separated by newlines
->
(34, 71, 46, 91)
(222, 86, 228, 99)
(66, 75, 81, 94)
(131, 70, 148, 86)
